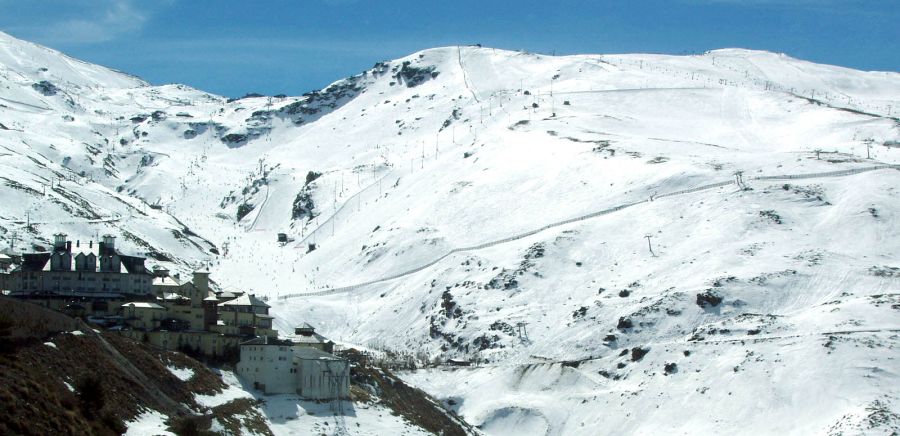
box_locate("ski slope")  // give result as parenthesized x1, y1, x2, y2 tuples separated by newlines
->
(1, 30, 899, 434)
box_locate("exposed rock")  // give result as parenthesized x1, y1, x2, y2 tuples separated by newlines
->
(696, 290, 723, 308)
(630, 347, 649, 361)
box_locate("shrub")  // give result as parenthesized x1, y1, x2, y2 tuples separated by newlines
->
(76, 375, 104, 418)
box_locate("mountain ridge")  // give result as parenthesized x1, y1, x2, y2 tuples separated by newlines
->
(1, 31, 899, 435)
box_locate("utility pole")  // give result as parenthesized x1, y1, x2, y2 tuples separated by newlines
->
(734, 171, 745, 189)
(516, 321, 528, 340)
(864, 138, 874, 159)
(645, 234, 656, 257)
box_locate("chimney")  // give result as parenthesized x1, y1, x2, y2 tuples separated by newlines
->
(53, 233, 67, 251)
(89, 240, 93, 248)
(192, 269, 210, 294)
(76, 240, 80, 248)
(101, 235, 115, 255)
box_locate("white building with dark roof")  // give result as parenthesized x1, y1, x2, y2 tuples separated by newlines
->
(283, 323, 335, 353)
(236, 331, 349, 399)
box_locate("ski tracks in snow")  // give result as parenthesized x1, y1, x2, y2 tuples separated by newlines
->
(457, 46, 480, 103)
(280, 164, 900, 300)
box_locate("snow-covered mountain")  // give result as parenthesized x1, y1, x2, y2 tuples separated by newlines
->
(1, 30, 899, 435)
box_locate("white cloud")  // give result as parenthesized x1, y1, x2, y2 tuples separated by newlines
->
(2, 0, 162, 45)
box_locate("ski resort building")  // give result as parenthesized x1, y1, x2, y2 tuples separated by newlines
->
(2, 231, 285, 360)
(119, 269, 278, 358)
(4, 234, 153, 314)
(236, 330, 349, 399)
(282, 323, 335, 353)
(219, 293, 276, 334)
(0, 253, 12, 272)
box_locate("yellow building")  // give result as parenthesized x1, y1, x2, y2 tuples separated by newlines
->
(116, 269, 280, 359)
(219, 294, 276, 337)
(121, 329, 241, 358)
(121, 302, 166, 330)
(149, 269, 216, 331)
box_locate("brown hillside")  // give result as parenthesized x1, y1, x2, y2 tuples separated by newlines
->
(0, 297, 232, 436)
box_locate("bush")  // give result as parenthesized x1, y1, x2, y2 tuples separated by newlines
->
(77, 375, 104, 418)
(168, 415, 214, 436)
(0, 314, 12, 353)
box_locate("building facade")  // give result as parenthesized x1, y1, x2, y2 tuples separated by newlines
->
(7, 234, 153, 298)
(218, 294, 276, 337)
(236, 333, 350, 399)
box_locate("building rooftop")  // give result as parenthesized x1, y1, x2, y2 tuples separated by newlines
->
(159, 292, 189, 301)
(152, 276, 184, 287)
(220, 294, 270, 308)
(121, 302, 165, 310)
(284, 331, 328, 345)
(18, 238, 148, 274)
(9, 290, 125, 299)
(293, 347, 342, 361)
(240, 336, 293, 346)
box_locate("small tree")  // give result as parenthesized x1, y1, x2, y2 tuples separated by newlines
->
(77, 374, 105, 418)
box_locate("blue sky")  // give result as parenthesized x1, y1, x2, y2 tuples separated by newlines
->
(1, 0, 897, 97)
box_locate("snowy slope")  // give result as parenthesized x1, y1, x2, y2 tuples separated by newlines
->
(1, 31, 899, 434)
